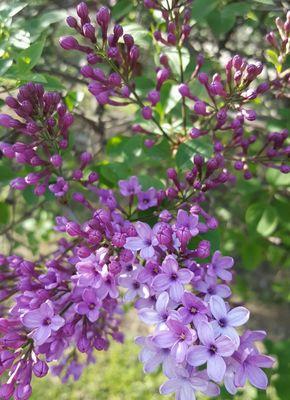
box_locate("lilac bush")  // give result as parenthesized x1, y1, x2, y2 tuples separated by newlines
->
(0, 1, 289, 399)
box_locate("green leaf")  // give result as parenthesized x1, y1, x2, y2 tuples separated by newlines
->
(256, 206, 278, 236)
(16, 38, 46, 73)
(191, 0, 218, 21)
(176, 139, 213, 170)
(122, 23, 151, 48)
(266, 169, 290, 186)
(245, 202, 265, 227)
(138, 175, 165, 190)
(265, 49, 282, 73)
(112, 0, 134, 20)
(21, 10, 67, 42)
(0, 202, 9, 225)
(166, 47, 190, 76)
(0, 165, 15, 182)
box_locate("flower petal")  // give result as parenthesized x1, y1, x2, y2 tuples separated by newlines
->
(152, 274, 171, 292)
(207, 354, 226, 383)
(209, 295, 227, 320)
(197, 321, 214, 346)
(124, 237, 144, 251)
(170, 282, 184, 302)
(153, 331, 176, 348)
(32, 326, 51, 346)
(138, 309, 161, 325)
(160, 378, 180, 395)
(245, 365, 268, 390)
(227, 307, 250, 327)
(215, 335, 235, 357)
(156, 292, 169, 314)
(178, 269, 193, 284)
(135, 221, 152, 240)
(186, 345, 208, 366)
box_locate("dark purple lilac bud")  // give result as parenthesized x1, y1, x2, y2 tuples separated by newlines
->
(0, 114, 21, 128)
(142, 106, 153, 120)
(77, 246, 91, 258)
(34, 184, 46, 196)
(123, 34, 134, 50)
(10, 178, 27, 190)
(80, 151, 92, 168)
(33, 360, 49, 378)
(59, 36, 79, 50)
(243, 109, 256, 121)
(5, 96, 19, 109)
(159, 209, 172, 222)
(244, 170, 252, 180)
(72, 169, 83, 180)
(156, 68, 170, 90)
(167, 168, 177, 180)
(25, 173, 41, 185)
(0, 383, 14, 399)
(94, 337, 109, 351)
(197, 240, 210, 258)
(83, 23, 96, 42)
(198, 72, 209, 84)
(280, 165, 290, 173)
(266, 32, 278, 48)
(107, 46, 119, 59)
(144, 139, 155, 148)
(88, 171, 99, 183)
(66, 221, 82, 236)
(96, 6, 110, 27)
(77, 2, 89, 19)
(194, 154, 204, 168)
(66, 16, 78, 28)
(80, 65, 94, 78)
(77, 336, 90, 353)
(178, 83, 190, 97)
(108, 73, 122, 86)
(59, 139, 68, 149)
(114, 24, 123, 39)
(257, 82, 269, 94)
(206, 158, 219, 177)
(156, 224, 172, 246)
(166, 187, 178, 199)
(50, 154, 63, 168)
(197, 53, 204, 67)
(129, 45, 140, 62)
(167, 33, 176, 45)
(147, 90, 160, 106)
(207, 217, 218, 229)
(194, 101, 207, 116)
(0, 143, 15, 158)
(62, 113, 74, 128)
(190, 128, 201, 139)
(159, 54, 169, 66)
(214, 141, 223, 152)
(87, 53, 101, 64)
(232, 54, 243, 69)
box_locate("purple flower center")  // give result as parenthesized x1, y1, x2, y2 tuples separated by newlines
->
(133, 281, 140, 289)
(209, 344, 217, 354)
(89, 303, 95, 310)
(171, 273, 178, 281)
(180, 332, 186, 341)
(207, 286, 215, 295)
(43, 317, 51, 326)
(219, 318, 227, 327)
(190, 306, 198, 315)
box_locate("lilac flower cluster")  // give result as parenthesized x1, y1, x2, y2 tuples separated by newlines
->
(0, 2, 286, 399)
(122, 214, 274, 399)
(60, 2, 290, 177)
(179, 55, 290, 177)
(0, 171, 274, 399)
(0, 83, 75, 197)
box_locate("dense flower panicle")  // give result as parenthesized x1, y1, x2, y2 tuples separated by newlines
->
(0, 83, 76, 197)
(0, 173, 274, 399)
(1, 2, 288, 400)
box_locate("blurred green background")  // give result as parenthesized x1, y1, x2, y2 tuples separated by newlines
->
(0, 0, 289, 399)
